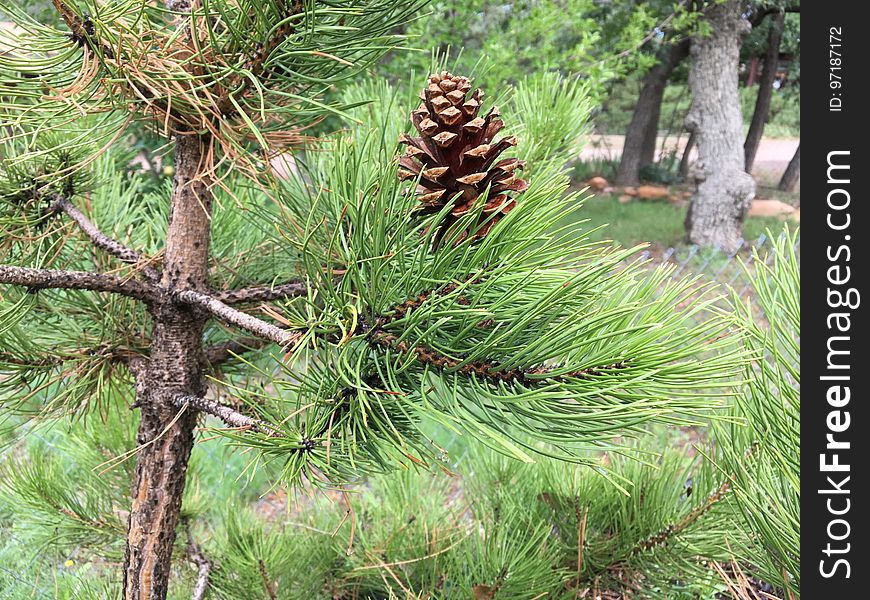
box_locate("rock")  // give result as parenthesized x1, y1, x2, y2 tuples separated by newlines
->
(624, 186, 638, 197)
(618, 195, 633, 204)
(585, 176, 609, 191)
(748, 199, 795, 217)
(603, 186, 615, 194)
(636, 185, 670, 201)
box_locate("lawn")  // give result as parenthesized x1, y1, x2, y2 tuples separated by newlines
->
(563, 193, 795, 250)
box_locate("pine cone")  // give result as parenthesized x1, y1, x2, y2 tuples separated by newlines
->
(398, 72, 528, 244)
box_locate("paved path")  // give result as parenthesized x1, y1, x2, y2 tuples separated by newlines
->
(579, 134, 800, 186)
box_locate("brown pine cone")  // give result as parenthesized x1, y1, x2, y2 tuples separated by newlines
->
(398, 71, 528, 244)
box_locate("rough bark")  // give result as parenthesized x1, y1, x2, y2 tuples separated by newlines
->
(123, 135, 212, 600)
(0, 265, 156, 300)
(744, 11, 785, 172)
(684, 0, 756, 253)
(615, 40, 690, 186)
(778, 143, 800, 192)
(51, 194, 160, 280)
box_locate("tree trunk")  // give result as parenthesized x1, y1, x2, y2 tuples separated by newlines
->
(678, 129, 696, 178)
(615, 40, 690, 186)
(778, 143, 800, 192)
(744, 11, 785, 173)
(123, 135, 212, 600)
(684, 0, 756, 253)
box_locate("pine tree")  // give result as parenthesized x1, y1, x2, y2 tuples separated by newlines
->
(1, 2, 743, 597)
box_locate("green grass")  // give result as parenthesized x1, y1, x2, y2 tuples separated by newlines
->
(565, 194, 793, 249)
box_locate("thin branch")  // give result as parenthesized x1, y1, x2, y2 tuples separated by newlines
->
(213, 281, 308, 305)
(185, 528, 212, 600)
(175, 290, 302, 347)
(0, 265, 156, 302)
(203, 337, 266, 365)
(611, 0, 689, 61)
(51, 194, 160, 281)
(174, 395, 281, 435)
(370, 328, 628, 384)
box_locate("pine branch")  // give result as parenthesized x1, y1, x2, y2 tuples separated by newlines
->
(51, 0, 115, 58)
(174, 290, 301, 347)
(203, 337, 267, 365)
(0, 265, 157, 302)
(369, 328, 629, 384)
(631, 478, 733, 556)
(50, 194, 160, 281)
(215, 0, 306, 118)
(213, 281, 308, 305)
(173, 395, 280, 435)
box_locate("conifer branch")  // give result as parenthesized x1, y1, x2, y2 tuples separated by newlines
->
(203, 337, 267, 365)
(173, 395, 280, 435)
(631, 478, 733, 556)
(174, 290, 302, 347)
(51, 0, 115, 58)
(215, 0, 306, 118)
(369, 328, 628, 383)
(213, 281, 308, 305)
(50, 194, 160, 281)
(0, 265, 157, 302)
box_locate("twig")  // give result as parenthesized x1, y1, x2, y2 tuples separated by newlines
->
(50, 194, 160, 280)
(632, 478, 732, 556)
(370, 329, 628, 384)
(173, 395, 281, 436)
(175, 289, 302, 347)
(258, 559, 277, 600)
(186, 528, 212, 600)
(0, 265, 157, 302)
(213, 281, 308, 305)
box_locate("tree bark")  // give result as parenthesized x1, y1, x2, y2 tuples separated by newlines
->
(684, 0, 756, 253)
(744, 11, 785, 173)
(778, 143, 800, 192)
(615, 39, 690, 186)
(123, 134, 212, 600)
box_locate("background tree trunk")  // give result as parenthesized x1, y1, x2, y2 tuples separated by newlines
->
(123, 135, 213, 600)
(744, 11, 785, 173)
(778, 143, 800, 192)
(678, 129, 696, 178)
(684, 0, 756, 253)
(615, 40, 690, 186)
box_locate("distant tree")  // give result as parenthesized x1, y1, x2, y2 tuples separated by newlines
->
(614, 37, 690, 186)
(743, 3, 799, 172)
(778, 143, 800, 191)
(684, 0, 756, 252)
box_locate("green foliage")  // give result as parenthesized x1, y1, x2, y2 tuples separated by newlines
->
(713, 227, 800, 595)
(557, 196, 793, 250)
(0, 418, 751, 599)
(198, 78, 745, 486)
(0, 0, 426, 179)
(0, 2, 790, 596)
(569, 157, 620, 184)
(376, 0, 680, 102)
